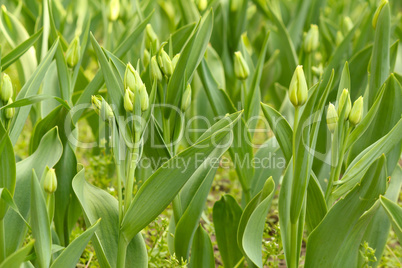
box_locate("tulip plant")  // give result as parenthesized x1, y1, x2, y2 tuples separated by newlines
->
(0, 0, 401, 267)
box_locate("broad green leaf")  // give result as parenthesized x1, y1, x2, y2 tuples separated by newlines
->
(333, 117, 402, 198)
(188, 225, 214, 268)
(165, 10, 213, 118)
(0, 241, 34, 268)
(1, 28, 42, 71)
(73, 169, 148, 268)
(4, 127, 62, 256)
(121, 112, 242, 242)
(305, 155, 387, 268)
(8, 40, 59, 145)
(380, 196, 402, 242)
(362, 165, 402, 267)
(0, 95, 69, 111)
(305, 173, 327, 233)
(0, 121, 15, 219)
(178, 0, 199, 24)
(239, 177, 275, 267)
(213, 195, 243, 268)
(30, 170, 51, 268)
(348, 74, 402, 178)
(174, 161, 219, 260)
(368, 1, 390, 107)
(50, 219, 100, 268)
(261, 103, 292, 162)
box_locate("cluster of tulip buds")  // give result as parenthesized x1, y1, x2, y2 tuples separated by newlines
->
(0, 73, 15, 120)
(124, 63, 149, 113)
(326, 89, 363, 133)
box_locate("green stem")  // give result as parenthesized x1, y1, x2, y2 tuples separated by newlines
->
(116, 164, 123, 224)
(0, 218, 5, 262)
(116, 233, 128, 268)
(290, 223, 298, 268)
(124, 134, 140, 213)
(241, 80, 247, 110)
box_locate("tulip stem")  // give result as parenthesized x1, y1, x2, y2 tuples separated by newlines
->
(116, 233, 128, 268)
(0, 218, 5, 262)
(124, 133, 140, 213)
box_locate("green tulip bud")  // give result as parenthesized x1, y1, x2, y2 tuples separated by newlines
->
(342, 16, 353, 34)
(150, 56, 163, 82)
(139, 84, 149, 111)
(145, 24, 160, 50)
(124, 63, 137, 90)
(349, 96, 363, 126)
(197, 0, 207, 11)
(0, 73, 13, 102)
(372, 0, 388, 29)
(5, 98, 15, 120)
(66, 36, 80, 68)
(181, 84, 192, 111)
(326, 103, 338, 133)
(124, 89, 134, 112)
(91, 95, 114, 121)
(108, 0, 120, 21)
(143, 49, 150, 68)
(304, 24, 319, 52)
(172, 53, 180, 70)
(158, 49, 173, 77)
(234, 51, 249, 80)
(44, 168, 57, 194)
(338, 89, 351, 119)
(288, 65, 308, 107)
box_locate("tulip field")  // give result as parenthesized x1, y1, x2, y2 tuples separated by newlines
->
(0, 0, 401, 267)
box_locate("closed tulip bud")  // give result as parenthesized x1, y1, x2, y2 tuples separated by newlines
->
(234, 51, 249, 80)
(172, 53, 180, 70)
(124, 89, 134, 112)
(181, 84, 192, 111)
(338, 89, 351, 119)
(124, 63, 137, 91)
(44, 168, 57, 194)
(158, 49, 173, 77)
(108, 0, 120, 21)
(349, 96, 363, 126)
(66, 36, 80, 68)
(372, 0, 388, 29)
(150, 56, 162, 82)
(139, 84, 149, 111)
(91, 95, 114, 121)
(197, 0, 207, 11)
(288, 65, 308, 107)
(145, 24, 160, 50)
(0, 73, 13, 102)
(304, 24, 319, 52)
(143, 49, 150, 68)
(326, 103, 338, 133)
(342, 17, 353, 34)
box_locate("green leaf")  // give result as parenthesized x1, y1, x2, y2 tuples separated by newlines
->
(8, 39, 59, 145)
(165, 10, 213, 118)
(239, 177, 275, 267)
(1, 28, 42, 71)
(380, 195, 402, 242)
(305, 173, 327, 233)
(4, 127, 62, 256)
(121, 111, 242, 242)
(368, 1, 390, 107)
(72, 169, 148, 268)
(0, 121, 16, 219)
(0, 95, 69, 111)
(336, 61, 350, 100)
(30, 170, 52, 268)
(261, 103, 293, 162)
(188, 225, 215, 268)
(51, 219, 100, 268)
(0, 241, 34, 268)
(213, 195, 243, 268)
(305, 155, 387, 268)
